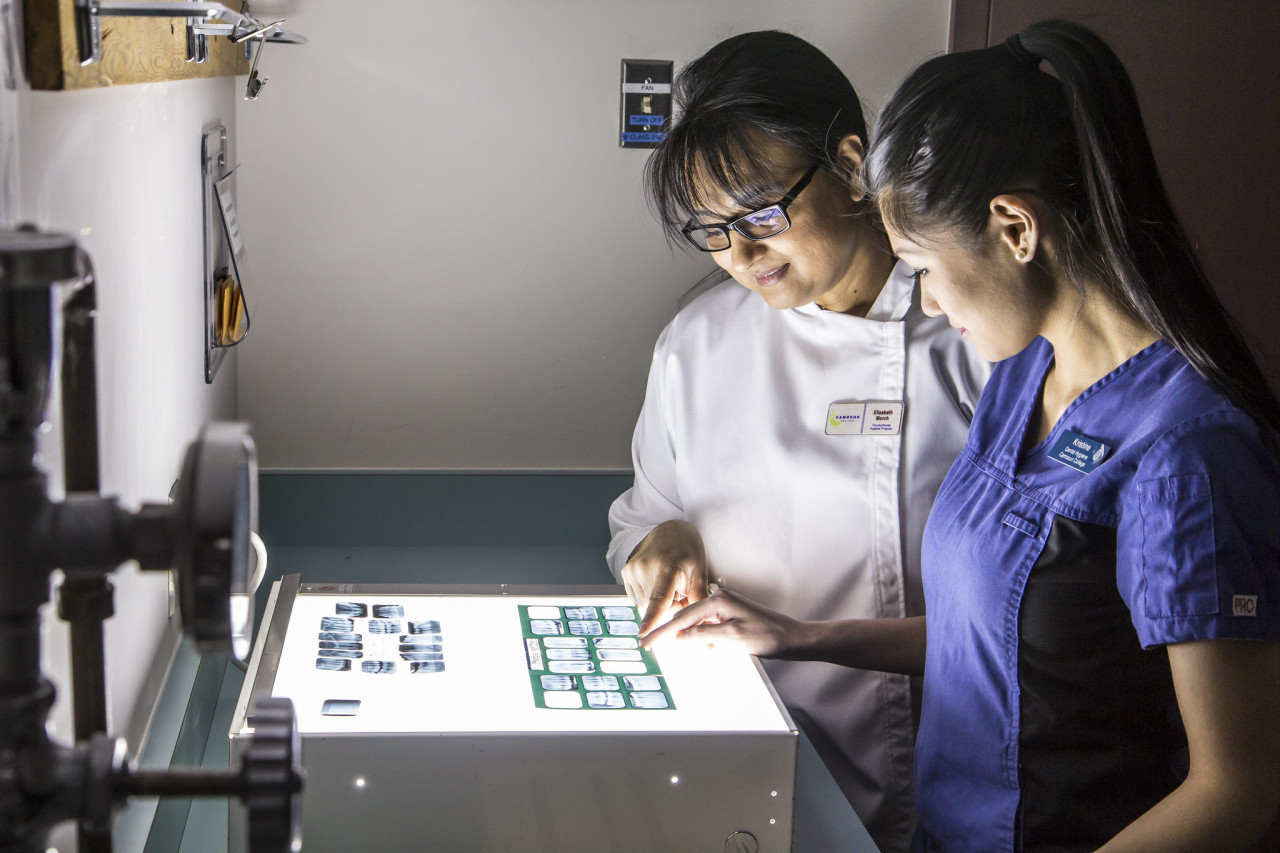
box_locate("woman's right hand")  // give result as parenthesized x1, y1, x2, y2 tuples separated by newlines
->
(642, 591, 927, 675)
(620, 520, 710, 634)
(640, 587, 808, 659)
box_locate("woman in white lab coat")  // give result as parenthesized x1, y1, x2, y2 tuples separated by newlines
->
(606, 31, 989, 853)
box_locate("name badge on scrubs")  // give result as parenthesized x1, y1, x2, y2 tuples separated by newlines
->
(1048, 429, 1111, 473)
(826, 401, 903, 436)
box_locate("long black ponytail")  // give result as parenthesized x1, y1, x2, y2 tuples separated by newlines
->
(866, 19, 1280, 438)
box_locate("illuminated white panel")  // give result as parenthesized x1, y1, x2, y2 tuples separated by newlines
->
(270, 593, 791, 735)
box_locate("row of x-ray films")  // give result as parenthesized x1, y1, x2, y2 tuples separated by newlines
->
(521, 604, 676, 710)
(314, 601, 445, 675)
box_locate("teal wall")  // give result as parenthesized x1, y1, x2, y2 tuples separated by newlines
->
(260, 471, 632, 546)
(257, 470, 632, 588)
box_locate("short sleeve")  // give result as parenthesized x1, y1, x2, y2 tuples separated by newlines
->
(1118, 410, 1280, 647)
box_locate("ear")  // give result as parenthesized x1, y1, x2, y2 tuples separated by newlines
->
(988, 194, 1041, 263)
(835, 134, 867, 202)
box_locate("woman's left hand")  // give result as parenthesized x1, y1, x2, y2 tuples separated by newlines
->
(640, 588, 808, 658)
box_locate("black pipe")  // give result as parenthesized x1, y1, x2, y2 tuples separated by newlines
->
(124, 768, 242, 798)
(0, 437, 52, 697)
(59, 269, 114, 853)
(62, 272, 100, 494)
(0, 229, 110, 852)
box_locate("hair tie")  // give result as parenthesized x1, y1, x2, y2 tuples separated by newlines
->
(1003, 33, 1041, 72)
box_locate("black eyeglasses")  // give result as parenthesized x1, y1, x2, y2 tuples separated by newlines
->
(681, 163, 820, 252)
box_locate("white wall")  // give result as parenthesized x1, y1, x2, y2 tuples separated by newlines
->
(236, 0, 952, 470)
(0, 3, 13, 223)
(10, 59, 238, 772)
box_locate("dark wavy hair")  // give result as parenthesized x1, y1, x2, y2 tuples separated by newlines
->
(865, 19, 1280, 437)
(645, 30, 870, 247)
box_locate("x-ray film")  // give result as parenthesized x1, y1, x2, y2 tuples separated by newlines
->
(594, 637, 638, 649)
(409, 660, 446, 674)
(520, 604, 674, 711)
(597, 649, 643, 661)
(587, 691, 626, 709)
(312, 600, 447, 680)
(543, 637, 588, 649)
(546, 648, 591, 661)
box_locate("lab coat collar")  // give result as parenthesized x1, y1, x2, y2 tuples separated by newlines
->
(792, 259, 916, 323)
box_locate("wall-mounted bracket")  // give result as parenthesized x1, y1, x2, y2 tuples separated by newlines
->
(73, 0, 306, 67)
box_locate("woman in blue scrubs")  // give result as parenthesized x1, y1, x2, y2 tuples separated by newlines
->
(645, 20, 1280, 852)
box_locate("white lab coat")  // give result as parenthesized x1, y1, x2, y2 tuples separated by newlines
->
(607, 261, 990, 853)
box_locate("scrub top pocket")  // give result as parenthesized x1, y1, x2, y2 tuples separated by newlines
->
(1137, 474, 1219, 620)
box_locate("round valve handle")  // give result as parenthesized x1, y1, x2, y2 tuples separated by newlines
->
(120, 696, 303, 853)
(242, 697, 304, 853)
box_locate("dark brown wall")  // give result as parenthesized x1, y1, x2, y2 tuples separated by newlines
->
(951, 0, 1280, 390)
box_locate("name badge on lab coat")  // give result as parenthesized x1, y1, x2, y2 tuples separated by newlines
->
(826, 401, 904, 436)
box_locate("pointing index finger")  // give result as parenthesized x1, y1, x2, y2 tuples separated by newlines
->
(640, 575, 678, 635)
(641, 593, 722, 647)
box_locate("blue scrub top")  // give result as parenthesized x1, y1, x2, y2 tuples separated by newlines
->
(913, 337, 1280, 853)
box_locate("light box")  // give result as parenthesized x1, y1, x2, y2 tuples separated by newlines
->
(230, 577, 798, 852)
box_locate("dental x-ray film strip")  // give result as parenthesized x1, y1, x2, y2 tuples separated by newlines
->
(521, 604, 675, 710)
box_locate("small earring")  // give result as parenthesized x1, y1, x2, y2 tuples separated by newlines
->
(1015, 248, 1028, 262)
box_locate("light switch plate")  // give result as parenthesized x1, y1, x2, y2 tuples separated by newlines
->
(620, 59, 672, 148)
